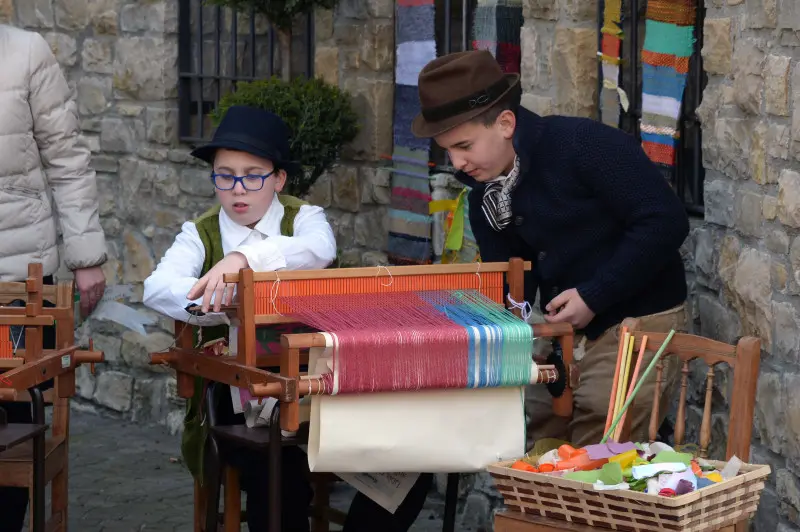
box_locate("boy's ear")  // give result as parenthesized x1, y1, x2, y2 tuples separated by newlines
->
(274, 169, 288, 192)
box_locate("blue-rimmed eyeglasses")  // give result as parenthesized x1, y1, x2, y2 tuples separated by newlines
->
(210, 170, 276, 191)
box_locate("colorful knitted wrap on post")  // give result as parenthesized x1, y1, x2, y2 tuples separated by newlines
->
(181, 194, 314, 481)
(640, 0, 697, 167)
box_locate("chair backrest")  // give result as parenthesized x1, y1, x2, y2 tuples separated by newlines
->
(0, 263, 75, 440)
(621, 317, 761, 462)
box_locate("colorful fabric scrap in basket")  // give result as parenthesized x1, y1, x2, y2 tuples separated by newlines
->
(429, 187, 480, 264)
(640, 0, 697, 168)
(598, 0, 628, 127)
(388, 0, 437, 266)
(508, 440, 743, 496)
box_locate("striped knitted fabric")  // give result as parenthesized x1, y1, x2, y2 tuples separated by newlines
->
(388, 0, 437, 265)
(640, 0, 696, 167)
(598, 0, 625, 127)
(471, 0, 523, 73)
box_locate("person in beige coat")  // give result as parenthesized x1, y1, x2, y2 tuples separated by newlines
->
(0, 24, 108, 531)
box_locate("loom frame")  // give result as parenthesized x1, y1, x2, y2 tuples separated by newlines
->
(152, 258, 576, 433)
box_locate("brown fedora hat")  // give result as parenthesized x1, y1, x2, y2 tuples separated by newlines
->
(411, 50, 520, 139)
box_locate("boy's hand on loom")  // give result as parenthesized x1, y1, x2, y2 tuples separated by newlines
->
(187, 252, 249, 313)
(544, 288, 595, 330)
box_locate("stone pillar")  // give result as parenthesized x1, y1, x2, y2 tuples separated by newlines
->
(519, 0, 599, 117)
(309, 0, 394, 267)
(692, 1, 800, 530)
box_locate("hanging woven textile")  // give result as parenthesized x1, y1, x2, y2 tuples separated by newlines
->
(388, 0, 437, 265)
(598, 0, 628, 127)
(640, 0, 697, 167)
(471, 0, 523, 73)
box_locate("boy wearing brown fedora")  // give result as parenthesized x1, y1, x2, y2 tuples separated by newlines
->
(412, 50, 690, 450)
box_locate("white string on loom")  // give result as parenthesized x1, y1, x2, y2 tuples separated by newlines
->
(506, 294, 532, 322)
(11, 326, 23, 355)
(270, 271, 284, 316)
(376, 265, 393, 287)
(475, 261, 482, 293)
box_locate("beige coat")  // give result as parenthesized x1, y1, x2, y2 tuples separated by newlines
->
(0, 25, 106, 281)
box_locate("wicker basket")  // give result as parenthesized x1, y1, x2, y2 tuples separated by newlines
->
(487, 459, 771, 532)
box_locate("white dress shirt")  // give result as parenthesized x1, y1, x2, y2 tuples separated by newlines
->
(143, 193, 337, 327)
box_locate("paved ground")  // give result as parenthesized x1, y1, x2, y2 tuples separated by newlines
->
(29, 408, 446, 532)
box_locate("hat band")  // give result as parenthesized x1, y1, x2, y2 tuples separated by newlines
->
(420, 77, 511, 123)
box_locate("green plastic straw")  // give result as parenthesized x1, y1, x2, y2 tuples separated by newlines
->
(600, 329, 676, 443)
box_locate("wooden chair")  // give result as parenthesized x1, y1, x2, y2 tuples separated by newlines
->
(0, 263, 104, 532)
(494, 317, 762, 532)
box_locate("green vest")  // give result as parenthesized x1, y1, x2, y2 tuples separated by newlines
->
(181, 194, 308, 481)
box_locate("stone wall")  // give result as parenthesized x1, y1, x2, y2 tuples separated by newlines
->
(1, 0, 392, 431)
(697, 1, 800, 530)
(519, 0, 599, 118)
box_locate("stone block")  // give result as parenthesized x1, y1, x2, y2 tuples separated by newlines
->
(360, 167, 391, 205)
(552, 26, 598, 118)
(750, 122, 767, 184)
(791, 237, 800, 285)
(94, 370, 134, 412)
(114, 37, 178, 101)
(361, 250, 388, 266)
(327, 211, 356, 247)
(523, 0, 558, 21)
(360, 20, 394, 73)
(15, 0, 54, 28)
(773, 301, 800, 365)
(122, 330, 175, 370)
(768, 124, 791, 160)
(55, 0, 90, 30)
(146, 107, 177, 145)
(694, 226, 718, 279)
(0, 0, 10, 22)
(75, 364, 96, 401)
(697, 293, 741, 344)
(778, 169, 800, 228)
(122, 230, 155, 284)
(781, 30, 800, 47)
(562, 0, 598, 21)
(77, 76, 112, 116)
(120, 2, 166, 33)
(354, 207, 388, 250)
(772, 259, 789, 292)
(777, 0, 800, 30)
(100, 117, 137, 153)
(737, 189, 763, 236)
(764, 55, 791, 116)
(792, 66, 800, 160)
(730, 247, 773, 347)
(732, 41, 765, 115)
(764, 195, 779, 220)
(337, 248, 361, 267)
(704, 178, 735, 227)
(315, 8, 334, 42)
(314, 47, 339, 86)
(305, 172, 332, 208)
(702, 18, 733, 75)
(338, 0, 368, 20)
(767, 229, 791, 254)
(521, 93, 554, 116)
(43, 32, 76, 66)
(331, 165, 361, 212)
(367, 0, 394, 19)
(341, 78, 393, 161)
(711, 119, 751, 180)
(82, 38, 114, 74)
(746, 0, 777, 28)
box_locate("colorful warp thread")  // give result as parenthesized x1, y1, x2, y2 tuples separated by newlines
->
(388, 0, 437, 265)
(598, 0, 626, 128)
(471, 0, 523, 73)
(0, 325, 11, 358)
(281, 289, 535, 394)
(640, 0, 697, 167)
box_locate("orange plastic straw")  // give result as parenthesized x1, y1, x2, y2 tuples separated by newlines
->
(604, 326, 628, 434)
(614, 335, 648, 441)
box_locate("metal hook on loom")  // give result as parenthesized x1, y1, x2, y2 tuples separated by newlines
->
(376, 265, 393, 287)
(506, 294, 532, 322)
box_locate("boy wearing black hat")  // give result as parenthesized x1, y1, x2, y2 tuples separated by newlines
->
(144, 106, 337, 531)
(411, 50, 690, 449)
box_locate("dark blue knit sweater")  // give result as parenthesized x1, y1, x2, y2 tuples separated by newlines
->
(455, 107, 689, 340)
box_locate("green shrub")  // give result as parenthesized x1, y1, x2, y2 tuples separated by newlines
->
(211, 76, 360, 198)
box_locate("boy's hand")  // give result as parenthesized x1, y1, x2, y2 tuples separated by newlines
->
(544, 288, 595, 330)
(187, 252, 249, 313)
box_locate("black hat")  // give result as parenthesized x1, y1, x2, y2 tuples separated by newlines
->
(190, 105, 302, 176)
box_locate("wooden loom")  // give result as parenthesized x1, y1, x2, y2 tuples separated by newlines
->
(0, 263, 105, 532)
(151, 258, 577, 432)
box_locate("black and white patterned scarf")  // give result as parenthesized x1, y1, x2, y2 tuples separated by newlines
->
(481, 155, 521, 232)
